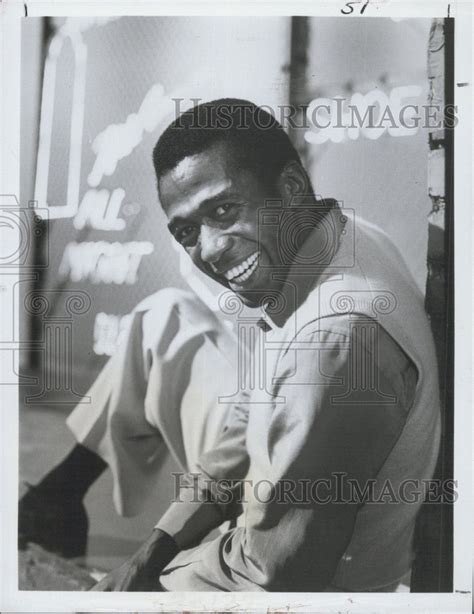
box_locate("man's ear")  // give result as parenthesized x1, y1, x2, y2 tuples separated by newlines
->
(277, 161, 310, 200)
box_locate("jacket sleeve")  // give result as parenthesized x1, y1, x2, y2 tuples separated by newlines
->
(156, 392, 250, 548)
(157, 319, 417, 591)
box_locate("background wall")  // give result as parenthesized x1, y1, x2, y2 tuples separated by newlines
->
(305, 17, 432, 292)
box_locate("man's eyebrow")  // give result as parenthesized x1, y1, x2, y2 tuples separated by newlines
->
(200, 189, 239, 209)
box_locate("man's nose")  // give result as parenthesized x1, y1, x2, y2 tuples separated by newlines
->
(199, 225, 233, 265)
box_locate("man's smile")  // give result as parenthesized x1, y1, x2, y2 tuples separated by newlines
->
(213, 250, 260, 285)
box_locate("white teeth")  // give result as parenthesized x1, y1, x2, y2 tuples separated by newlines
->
(231, 259, 258, 284)
(224, 251, 259, 283)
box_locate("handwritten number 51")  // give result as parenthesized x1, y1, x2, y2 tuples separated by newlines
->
(341, 1, 370, 15)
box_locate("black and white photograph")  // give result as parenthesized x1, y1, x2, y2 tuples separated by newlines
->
(0, 2, 472, 612)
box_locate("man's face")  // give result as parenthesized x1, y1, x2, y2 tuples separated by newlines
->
(159, 142, 288, 307)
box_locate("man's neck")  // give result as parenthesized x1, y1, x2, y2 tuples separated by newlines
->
(264, 201, 344, 329)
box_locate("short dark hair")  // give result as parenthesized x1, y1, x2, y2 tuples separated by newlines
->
(152, 98, 302, 189)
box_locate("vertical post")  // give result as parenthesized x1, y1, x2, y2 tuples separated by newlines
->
(288, 17, 309, 162)
(26, 17, 54, 371)
(411, 17, 454, 592)
(441, 15, 455, 593)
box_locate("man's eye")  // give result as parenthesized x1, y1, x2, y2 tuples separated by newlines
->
(214, 203, 234, 218)
(176, 225, 197, 244)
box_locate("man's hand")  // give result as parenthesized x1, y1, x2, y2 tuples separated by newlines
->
(91, 529, 178, 591)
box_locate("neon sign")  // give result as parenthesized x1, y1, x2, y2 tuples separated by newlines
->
(305, 85, 423, 144)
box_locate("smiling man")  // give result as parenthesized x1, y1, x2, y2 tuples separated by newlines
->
(93, 99, 441, 592)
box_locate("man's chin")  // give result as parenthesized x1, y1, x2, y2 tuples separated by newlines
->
(232, 291, 261, 309)
(212, 269, 283, 309)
